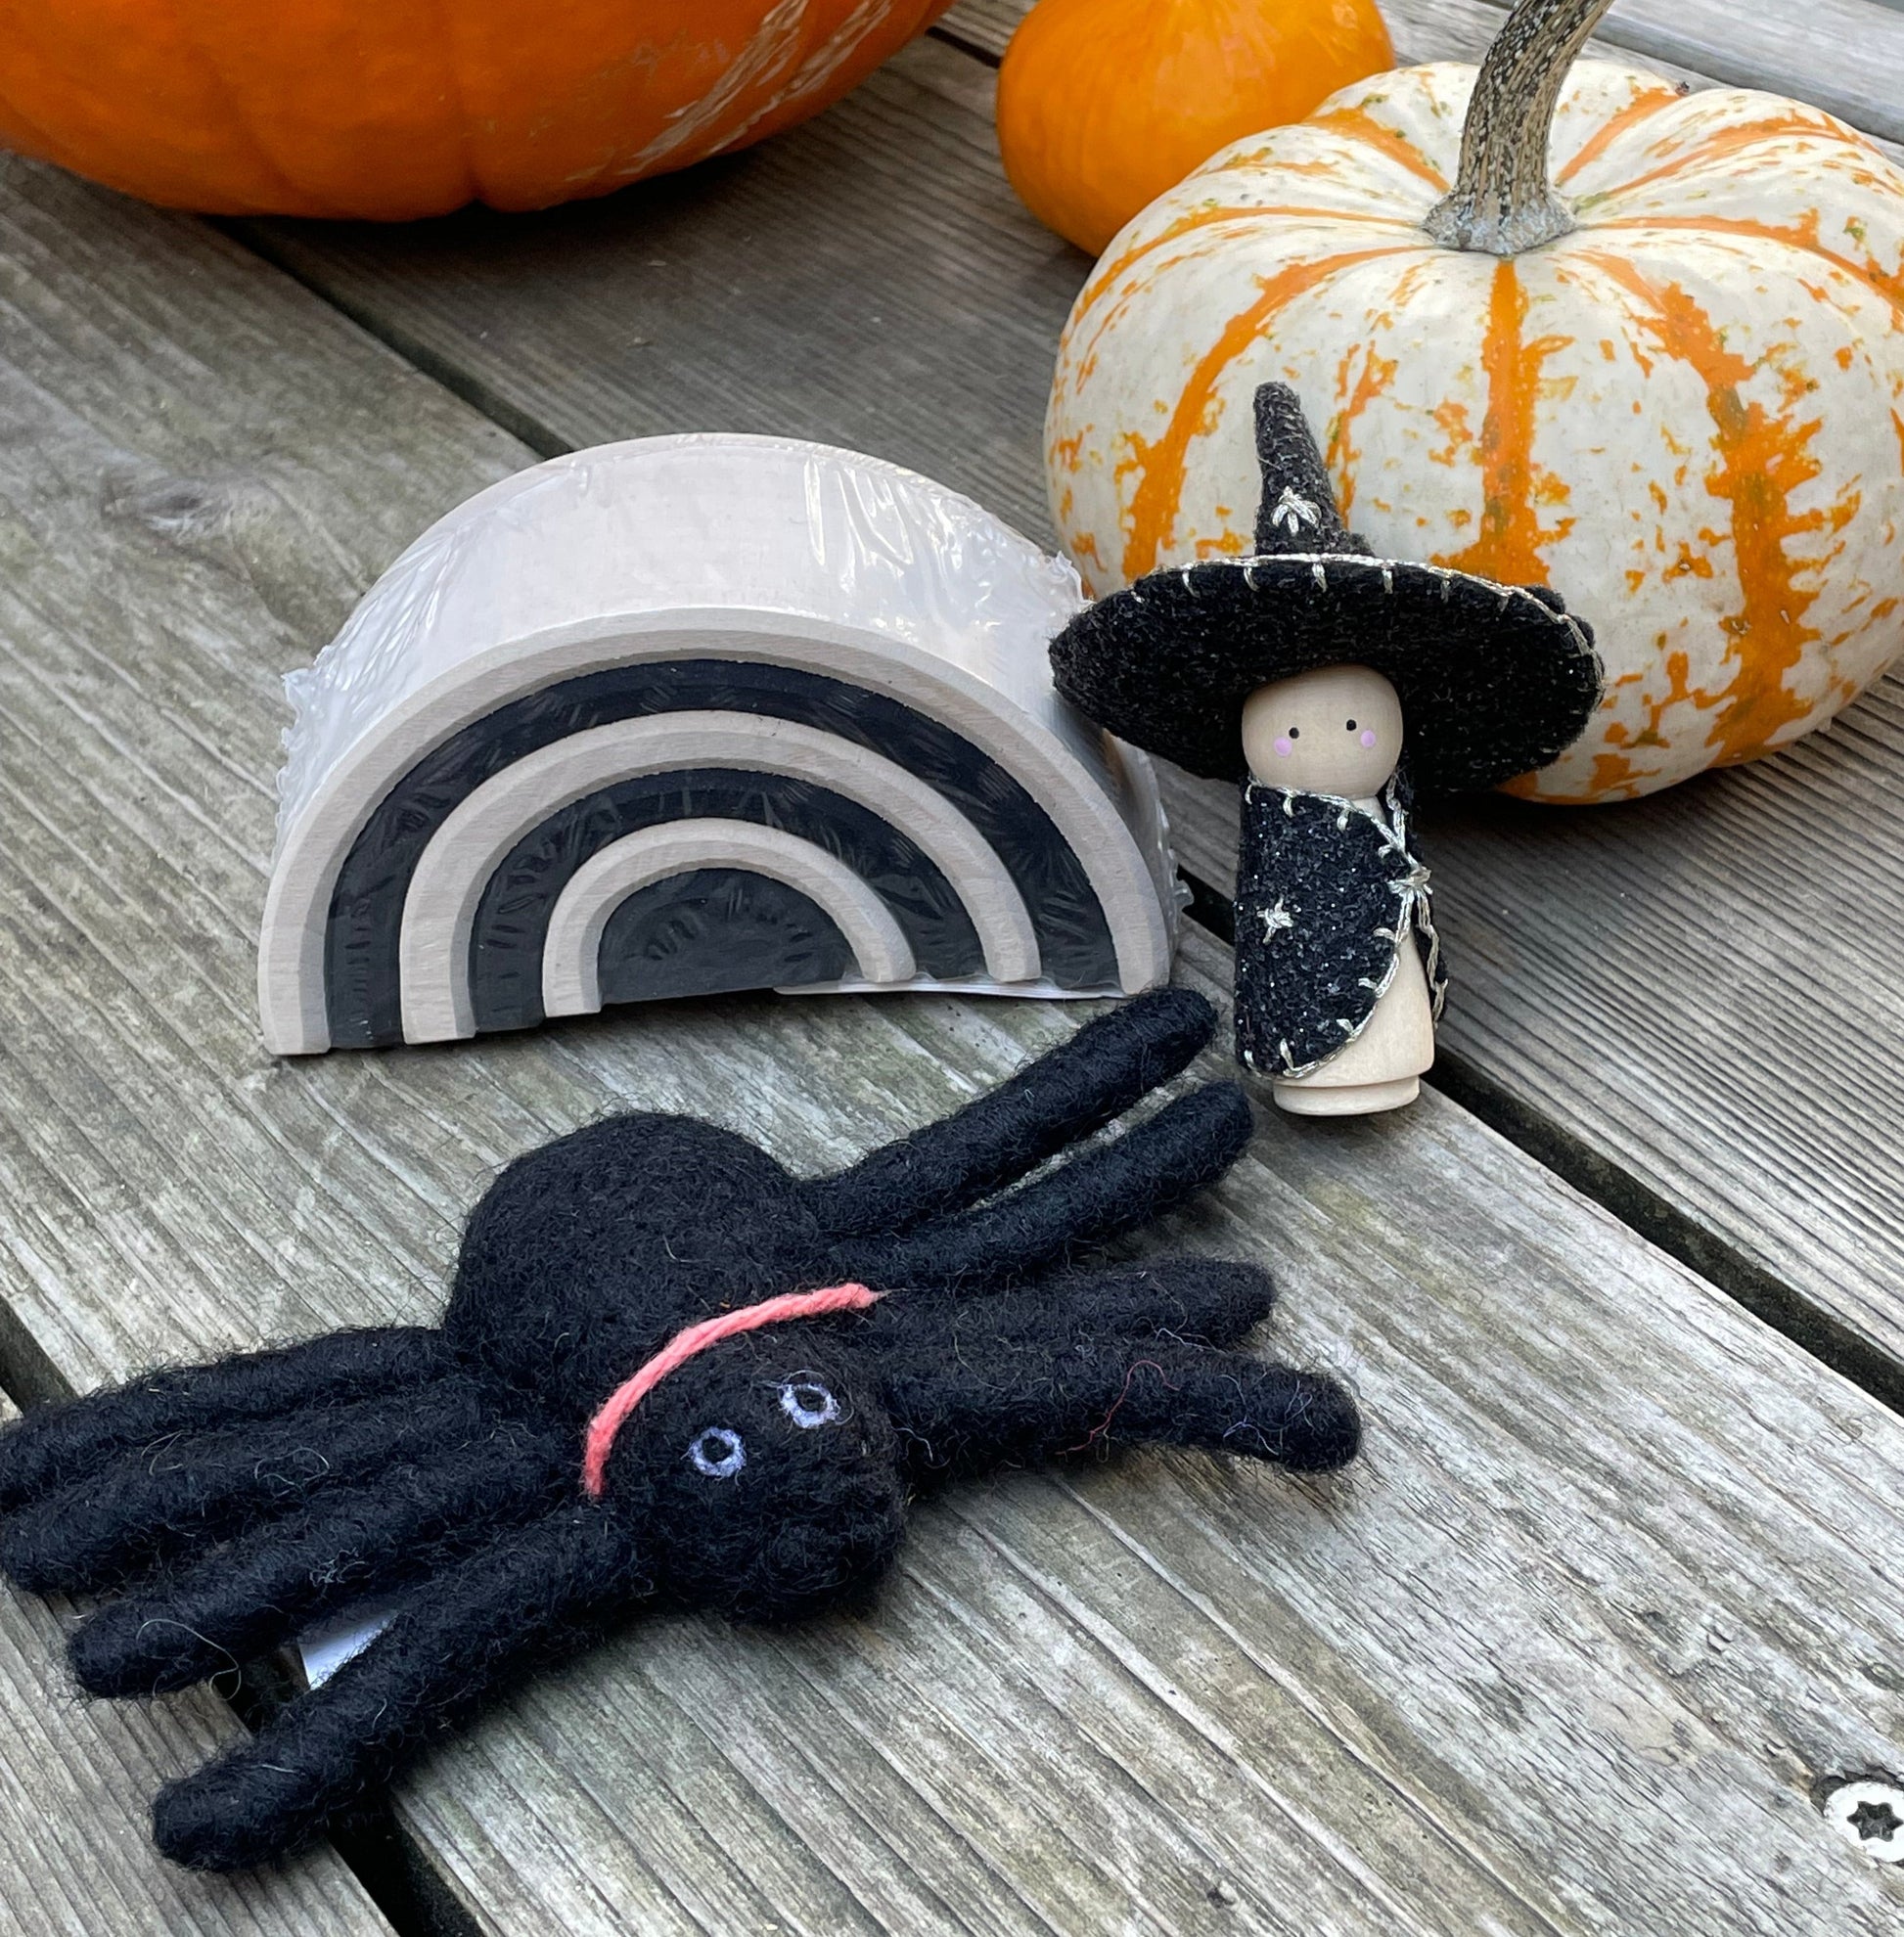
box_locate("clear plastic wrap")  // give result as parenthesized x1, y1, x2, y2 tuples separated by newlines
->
(262, 433, 1181, 1053)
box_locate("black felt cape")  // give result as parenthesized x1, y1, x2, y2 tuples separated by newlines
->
(1234, 778, 1444, 1077)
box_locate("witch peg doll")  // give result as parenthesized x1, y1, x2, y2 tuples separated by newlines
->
(1052, 383, 1602, 1116)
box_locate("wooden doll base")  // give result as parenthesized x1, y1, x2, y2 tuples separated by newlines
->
(1267, 939, 1435, 1118)
(1273, 1074, 1422, 1117)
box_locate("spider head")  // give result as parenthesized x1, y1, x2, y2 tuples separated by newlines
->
(447, 1112, 833, 1417)
(605, 1334, 905, 1623)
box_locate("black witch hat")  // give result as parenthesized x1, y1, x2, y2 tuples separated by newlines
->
(1051, 384, 1603, 793)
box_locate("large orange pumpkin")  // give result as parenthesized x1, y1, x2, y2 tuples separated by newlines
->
(996, 0, 1393, 257)
(0, 0, 952, 219)
(1046, 0, 1904, 800)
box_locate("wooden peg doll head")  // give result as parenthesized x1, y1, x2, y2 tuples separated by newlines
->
(1240, 665, 1404, 798)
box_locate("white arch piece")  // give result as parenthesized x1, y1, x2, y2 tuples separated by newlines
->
(262, 434, 1178, 1054)
(542, 818, 915, 1017)
(398, 711, 1039, 1043)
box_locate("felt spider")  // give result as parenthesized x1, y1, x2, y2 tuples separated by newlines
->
(0, 990, 1358, 1872)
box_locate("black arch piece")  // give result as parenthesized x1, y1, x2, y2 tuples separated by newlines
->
(597, 870, 855, 1007)
(468, 769, 982, 1032)
(321, 659, 1117, 1047)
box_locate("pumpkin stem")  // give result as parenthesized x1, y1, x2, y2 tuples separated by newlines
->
(1423, 0, 1617, 254)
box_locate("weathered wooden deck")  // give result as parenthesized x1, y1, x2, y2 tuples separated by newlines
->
(1, 0, 1901, 1930)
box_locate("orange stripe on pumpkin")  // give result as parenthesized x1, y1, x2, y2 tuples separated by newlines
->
(1573, 110, 1862, 210)
(1554, 84, 1684, 187)
(1582, 252, 1834, 767)
(1432, 260, 1575, 588)
(1306, 107, 1448, 192)
(1073, 202, 1412, 331)
(1591, 212, 1904, 322)
(1114, 247, 1413, 582)
(1328, 339, 1399, 522)
(1323, 258, 1439, 521)
(1506, 647, 1705, 800)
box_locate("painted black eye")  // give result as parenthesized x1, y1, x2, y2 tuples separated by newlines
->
(1345, 719, 1357, 731)
(688, 1426, 746, 1478)
(1288, 726, 1300, 740)
(779, 1379, 840, 1429)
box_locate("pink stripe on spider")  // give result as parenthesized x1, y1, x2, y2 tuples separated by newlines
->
(580, 1283, 884, 1498)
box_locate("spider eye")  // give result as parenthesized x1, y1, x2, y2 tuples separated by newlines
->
(688, 1426, 746, 1478)
(779, 1379, 840, 1430)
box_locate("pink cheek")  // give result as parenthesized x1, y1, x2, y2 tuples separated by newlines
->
(1273, 736, 1294, 757)
(1359, 729, 1378, 748)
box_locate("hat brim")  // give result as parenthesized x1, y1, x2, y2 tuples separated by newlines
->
(1051, 553, 1603, 793)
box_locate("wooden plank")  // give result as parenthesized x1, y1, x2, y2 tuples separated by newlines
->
(0, 1411, 392, 1936)
(231, 9, 1732, 561)
(1529, 0, 1904, 145)
(937, 0, 1904, 161)
(229, 16, 1904, 1381)
(6, 149, 1904, 1937)
(942, 0, 1904, 153)
(240, 40, 1078, 545)
(226, 13, 1895, 573)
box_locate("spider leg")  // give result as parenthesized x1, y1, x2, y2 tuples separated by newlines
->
(837, 1080, 1252, 1289)
(1104, 1343, 1361, 1471)
(860, 1256, 1276, 1403)
(67, 1419, 573, 1697)
(1021, 1257, 1279, 1351)
(883, 1334, 1358, 1483)
(0, 1328, 453, 1513)
(0, 1372, 519, 1596)
(151, 1504, 643, 1872)
(806, 988, 1217, 1237)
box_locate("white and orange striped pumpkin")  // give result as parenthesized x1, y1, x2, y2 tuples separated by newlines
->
(1046, 0, 1904, 800)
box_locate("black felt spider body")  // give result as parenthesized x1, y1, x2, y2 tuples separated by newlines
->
(0, 991, 1358, 1871)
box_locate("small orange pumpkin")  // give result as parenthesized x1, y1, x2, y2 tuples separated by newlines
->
(0, 0, 951, 219)
(1046, 0, 1904, 799)
(996, 0, 1394, 257)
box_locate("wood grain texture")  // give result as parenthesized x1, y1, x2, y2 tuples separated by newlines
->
(385, 932, 1904, 1937)
(1505, 0, 1904, 144)
(0, 1406, 390, 1936)
(6, 151, 1904, 1936)
(241, 39, 1077, 545)
(232, 13, 1733, 563)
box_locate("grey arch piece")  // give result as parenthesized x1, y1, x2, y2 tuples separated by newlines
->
(544, 819, 916, 1015)
(398, 712, 1039, 1042)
